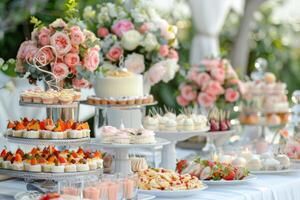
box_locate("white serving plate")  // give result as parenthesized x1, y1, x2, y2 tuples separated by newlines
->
(202, 174, 257, 185)
(251, 168, 300, 174)
(138, 185, 207, 198)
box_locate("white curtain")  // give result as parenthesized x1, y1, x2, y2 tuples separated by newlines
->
(188, 0, 232, 65)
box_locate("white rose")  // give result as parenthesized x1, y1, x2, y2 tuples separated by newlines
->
(107, 3, 117, 18)
(142, 33, 158, 52)
(124, 53, 145, 74)
(121, 30, 142, 51)
(162, 59, 179, 83)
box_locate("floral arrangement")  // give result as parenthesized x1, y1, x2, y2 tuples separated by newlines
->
(177, 58, 242, 108)
(82, 0, 179, 87)
(15, 16, 100, 89)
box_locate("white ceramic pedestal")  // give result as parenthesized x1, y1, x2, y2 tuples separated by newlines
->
(157, 128, 210, 170)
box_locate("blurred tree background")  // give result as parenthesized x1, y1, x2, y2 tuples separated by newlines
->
(0, 0, 299, 108)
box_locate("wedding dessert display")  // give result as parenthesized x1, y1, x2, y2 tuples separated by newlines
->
(143, 108, 208, 132)
(20, 88, 81, 105)
(87, 94, 154, 106)
(0, 146, 103, 173)
(138, 168, 204, 190)
(101, 125, 156, 144)
(6, 118, 90, 139)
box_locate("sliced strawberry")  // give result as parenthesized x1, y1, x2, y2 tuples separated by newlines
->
(15, 154, 22, 162)
(71, 151, 78, 158)
(58, 156, 67, 164)
(93, 151, 102, 159)
(176, 160, 188, 174)
(0, 149, 7, 158)
(223, 170, 235, 180)
(16, 148, 24, 157)
(77, 147, 84, 155)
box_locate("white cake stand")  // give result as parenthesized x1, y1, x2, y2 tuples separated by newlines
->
(155, 127, 210, 170)
(89, 138, 170, 174)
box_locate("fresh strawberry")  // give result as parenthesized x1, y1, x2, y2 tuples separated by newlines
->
(77, 147, 84, 155)
(58, 156, 67, 164)
(31, 158, 38, 165)
(16, 148, 24, 157)
(210, 119, 219, 131)
(220, 121, 228, 131)
(176, 160, 188, 174)
(93, 151, 102, 159)
(39, 120, 46, 130)
(22, 117, 29, 126)
(71, 151, 78, 159)
(15, 154, 22, 163)
(0, 149, 7, 157)
(223, 170, 235, 180)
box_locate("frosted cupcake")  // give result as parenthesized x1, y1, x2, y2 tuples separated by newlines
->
(31, 92, 42, 103)
(41, 93, 55, 104)
(164, 119, 177, 131)
(143, 116, 159, 131)
(59, 93, 73, 104)
(20, 90, 34, 103)
(182, 118, 194, 131)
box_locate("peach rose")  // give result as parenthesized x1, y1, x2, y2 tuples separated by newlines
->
(197, 92, 216, 107)
(112, 19, 134, 37)
(17, 41, 38, 60)
(203, 81, 224, 96)
(187, 67, 198, 82)
(36, 47, 54, 64)
(148, 62, 166, 85)
(195, 72, 210, 87)
(97, 27, 109, 38)
(52, 62, 69, 79)
(139, 23, 149, 34)
(201, 59, 221, 71)
(50, 31, 72, 55)
(72, 78, 90, 89)
(38, 27, 51, 46)
(106, 46, 123, 62)
(70, 45, 79, 54)
(225, 88, 239, 102)
(124, 53, 145, 74)
(180, 84, 197, 101)
(211, 67, 225, 83)
(168, 49, 179, 61)
(83, 48, 100, 71)
(176, 95, 189, 107)
(64, 53, 80, 68)
(159, 45, 169, 57)
(70, 26, 85, 45)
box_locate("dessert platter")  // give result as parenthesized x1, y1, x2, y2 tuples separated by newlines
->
(138, 168, 207, 197)
(0, 146, 103, 180)
(90, 125, 170, 174)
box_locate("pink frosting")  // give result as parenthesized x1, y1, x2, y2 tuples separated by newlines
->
(102, 126, 119, 136)
(115, 131, 130, 138)
(138, 128, 155, 137)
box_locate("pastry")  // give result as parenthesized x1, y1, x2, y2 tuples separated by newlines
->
(275, 154, 290, 169)
(143, 116, 159, 131)
(114, 130, 131, 144)
(246, 157, 262, 170)
(232, 157, 247, 168)
(65, 164, 77, 172)
(182, 118, 194, 131)
(164, 119, 177, 131)
(131, 157, 148, 172)
(159, 116, 168, 130)
(262, 158, 280, 170)
(76, 159, 89, 172)
(28, 158, 42, 172)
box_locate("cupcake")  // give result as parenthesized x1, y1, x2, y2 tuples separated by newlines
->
(143, 116, 159, 131)
(117, 97, 127, 105)
(32, 92, 42, 103)
(101, 98, 108, 105)
(20, 91, 33, 103)
(159, 116, 168, 131)
(73, 91, 81, 101)
(142, 95, 149, 104)
(59, 93, 73, 105)
(127, 97, 135, 105)
(41, 93, 55, 104)
(182, 118, 194, 131)
(147, 95, 154, 103)
(164, 119, 177, 131)
(107, 97, 117, 105)
(87, 97, 95, 105)
(135, 96, 143, 104)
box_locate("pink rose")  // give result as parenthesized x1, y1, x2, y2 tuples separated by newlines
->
(106, 46, 123, 62)
(180, 84, 197, 101)
(201, 59, 221, 71)
(64, 53, 80, 68)
(38, 27, 51, 46)
(210, 67, 225, 83)
(187, 67, 198, 82)
(139, 23, 149, 34)
(70, 45, 79, 54)
(97, 27, 109, 38)
(203, 81, 224, 96)
(83, 48, 100, 71)
(17, 41, 38, 60)
(36, 47, 54, 64)
(15, 60, 25, 73)
(176, 95, 189, 107)
(72, 78, 90, 89)
(148, 63, 166, 85)
(70, 26, 85, 45)
(225, 88, 240, 102)
(52, 63, 69, 79)
(195, 72, 211, 87)
(112, 19, 134, 37)
(197, 92, 216, 107)
(159, 45, 169, 57)
(168, 49, 179, 61)
(50, 32, 72, 55)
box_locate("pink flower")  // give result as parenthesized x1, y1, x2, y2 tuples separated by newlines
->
(36, 47, 54, 64)
(70, 45, 79, 54)
(197, 92, 216, 107)
(159, 45, 169, 57)
(50, 32, 72, 55)
(15, 60, 25, 73)
(176, 95, 189, 106)
(203, 81, 224, 96)
(187, 67, 198, 82)
(168, 49, 179, 61)
(195, 72, 210, 87)
(17, 41, 38, 61)
(52, 62, 69, 79)
(210, 67, 225, 83)
(64, 53, 80, 68)
(38, 27, 51, 46)
(97, 27, 109, 38)
(180, 84, 197, 101)
(148, 62, 166, 85)
(201, 59, 221, 71)
(139, 23, 149, 34)
(225, 88, 240, 102)
(112, 19, 134, 37)
(83, 48, 100, 71)
(72, 78, 90, 89)
(124, 53, 145, 74)
(229, 78, 239, 85)
(106, 46, 123, 62)
(70, 26, 85, 45)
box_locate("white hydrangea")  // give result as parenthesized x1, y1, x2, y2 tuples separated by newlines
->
(83, 6, 96, 20)
(121, 30, 142, 51)
(141, 33, 159, 52)
(162, 59, 179, 83)
(107, 3, 118, 18)
(97, 7, 110, 25)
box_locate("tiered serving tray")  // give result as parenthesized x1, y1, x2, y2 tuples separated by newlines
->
(80, 100, 157, 110)
(19, 101, 79, 108)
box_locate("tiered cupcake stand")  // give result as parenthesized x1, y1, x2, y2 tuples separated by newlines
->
(1, 101, 103, 181)
(81, 102, 171, 174)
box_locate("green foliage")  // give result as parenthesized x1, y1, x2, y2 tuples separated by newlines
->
(0, 58, 17, 77)
(30, 16, 43, 29)
(65, 0, 79, 20)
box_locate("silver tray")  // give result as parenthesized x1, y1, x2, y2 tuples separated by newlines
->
(0, 168, 102, 180)
(80, 100, 157, 110)
(19, 101, 79, 108)
(4, 135, 91, 146)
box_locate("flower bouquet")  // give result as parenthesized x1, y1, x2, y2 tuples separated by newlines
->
(82, 0, 179, 92)
(16, 17, 100, 89)
(177, 58, 242, 109)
